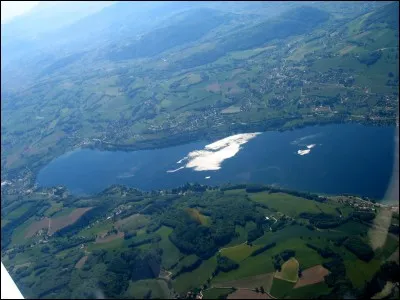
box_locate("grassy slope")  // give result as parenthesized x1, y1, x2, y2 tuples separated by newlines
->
(125, 279, 171, 299)
(270, 278, 296, 298)
(249, 192, 342, 217)
(287, 282, 331, 299)
(156, 226, 183, 269)
(173, 256, 217, 294)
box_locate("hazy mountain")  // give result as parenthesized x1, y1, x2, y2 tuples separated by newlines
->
(0, 1, 394, 92)
(1, 1, 115, 39)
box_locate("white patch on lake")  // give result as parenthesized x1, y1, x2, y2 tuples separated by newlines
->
(297, 149, 311, 155)
(170, 133, 261, 172)
(177, 157, 188, 164)
(167, 166, 185, 173)
(297, 144, 317, 155)
(205, 176, 211, 179)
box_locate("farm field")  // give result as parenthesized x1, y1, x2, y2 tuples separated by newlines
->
(213, 272, 274, 291)
(274, 257, 299, 282)
(248, 192, 342, 217)
(220, 242, 261, 263)
(125, 279, 171, 299)
(25, 207, 92, 237)
(86, 237, 125, 251)
(270, 278, 296, 298)
(294, 265, 329, 288)
(172, 256, 217, 294)
(115, 214, 150, 231)
(95, 231, 124, 244)
(203, 288, 235, 299)
(287, 282, 331, 299)
(227, 289, 272, 299)
(156, 226, 183, 269)
(2, 184, 398, 299)
(74, 255, 88, 269)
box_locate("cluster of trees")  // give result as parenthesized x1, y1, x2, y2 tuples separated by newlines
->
(214, 255, 239, 274)
(389, 224, 399, 234)
(322, 256, 352, 297)
(255, 286, 266, 294)
(360, 261, 400, 298)
(244, 184, 327, 203)
(171, 258, 202, 279)
(273, 250, 295, 271)
(15, 248, 86, 298)
(170, 182, 209, 194)
(305, 243, 335, 258)
(247, 226, 264, 243)
(251, 242, 276, 256)
(75, 248, 162, 298)
(169, 222, 223, 259)
(220, 184, 247, 191)
(271, 218, 288, 232)
(245, 184, 269, 193)
(343, 237, 374, 262)
(51, 236, 95, 254)
(108, 248, 162, 281)
(299, 212, 345, 229)
(165, 191, 265, 259)
(350, 210, 376, 222)
(13, 265, 33, 282)
(142, 197, 179, 215)
(281, 189, 327, 203)
(279, 249, 296, 261)
(333, 236, 348, 247)
(358, 50, 382, 66)
(128, 233, 161, 248)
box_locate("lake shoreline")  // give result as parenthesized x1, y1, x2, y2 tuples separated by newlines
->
(2, 120, 396, 198)
(82, 118, 395, 153)
(33, 123, 395, 200)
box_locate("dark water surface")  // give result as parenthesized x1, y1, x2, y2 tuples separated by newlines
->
(36, 124, 396, 199)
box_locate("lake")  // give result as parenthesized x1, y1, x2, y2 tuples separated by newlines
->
(36, 124, 396, 199)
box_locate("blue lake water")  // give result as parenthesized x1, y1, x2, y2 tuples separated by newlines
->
(36, 124, 396, 199)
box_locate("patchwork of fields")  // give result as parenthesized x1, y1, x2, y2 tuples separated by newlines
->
(2, 186, 398, 299)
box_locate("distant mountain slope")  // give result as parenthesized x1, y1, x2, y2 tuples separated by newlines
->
(1, 1, 114, 63)
(363, 1, 399, 30)
(176, 6, 330, 69)
(106, 8, 234, 61)
(1, 2, 194, 68)
(224, 6, 330, 51)
(1, 1, 114, 39)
